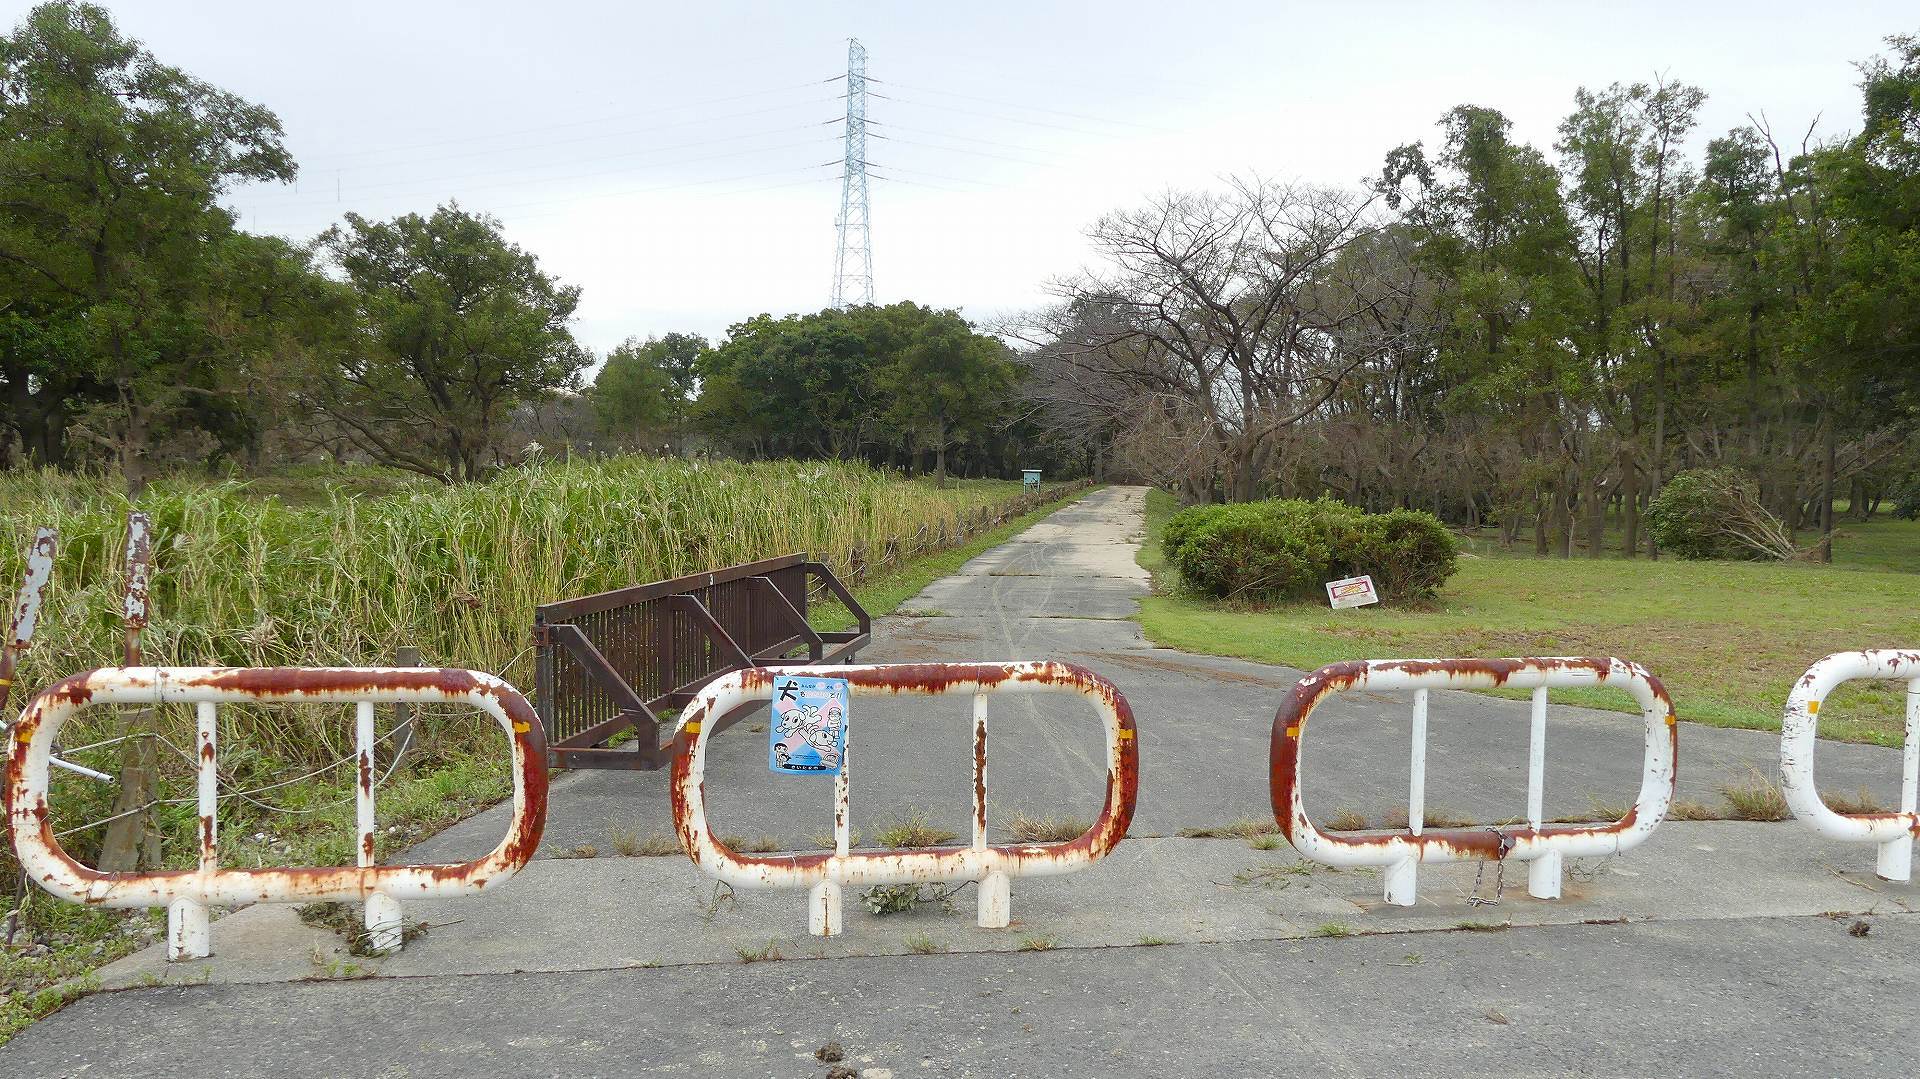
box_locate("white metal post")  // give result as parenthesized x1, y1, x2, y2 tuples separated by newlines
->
(169, 701, 218, 961)
(974, 691, 1010, 928)
(1386, 689, 1429, 906)
(809, 720, 850, 937)
(1882, 680, 1920, 882)
(1526, 687, 1561, 898)
(357, 701, 403, 953)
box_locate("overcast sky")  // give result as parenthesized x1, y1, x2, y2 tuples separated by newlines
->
(49, 1, 1918, 358)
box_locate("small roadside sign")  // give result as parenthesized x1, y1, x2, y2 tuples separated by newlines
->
(1325, 575, 1379, 610)
(769, 676, 849, 775)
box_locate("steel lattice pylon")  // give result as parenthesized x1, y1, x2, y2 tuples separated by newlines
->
(831, 38, 873, 308)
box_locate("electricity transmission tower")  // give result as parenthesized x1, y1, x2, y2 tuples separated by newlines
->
(831, 38, 872, 308)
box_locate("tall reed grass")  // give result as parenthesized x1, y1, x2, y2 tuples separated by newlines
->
(0, 457, 1036, 766)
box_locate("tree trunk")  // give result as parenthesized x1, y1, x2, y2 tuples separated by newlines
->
(1584, 468, 1606, 558)
(1619, 447, 1639, 557)
(1817, 414, 1837, 563)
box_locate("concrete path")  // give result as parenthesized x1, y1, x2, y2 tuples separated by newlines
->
(11, 485, 1919, 1078)
(409, 485, 1902, 862)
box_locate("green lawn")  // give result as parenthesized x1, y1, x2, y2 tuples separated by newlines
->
(1137, 490, 1920, 745)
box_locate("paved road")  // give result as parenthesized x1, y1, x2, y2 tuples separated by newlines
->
(15, 915, 1918, 1078)
(411, 485, 1901, 861)
(11, 485, 1917, 1078)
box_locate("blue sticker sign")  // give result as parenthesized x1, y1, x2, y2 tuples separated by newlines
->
(769, 676, 849, 776)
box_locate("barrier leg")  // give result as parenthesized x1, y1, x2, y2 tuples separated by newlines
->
(168, 897, 210, 961)
(1528, 850, 1563, 899)
(1876, 839, 1912, 883)
(809, 880, 843, 937)
(977, 870, 1011, 928)
(364, 892, 404, 954)
(1383, 857, 1417, 906)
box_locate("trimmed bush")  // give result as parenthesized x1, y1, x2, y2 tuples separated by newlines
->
(1162, 497, 1458, 604)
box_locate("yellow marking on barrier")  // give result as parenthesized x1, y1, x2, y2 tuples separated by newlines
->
(684, 720, 702, 735)
(0, 677, 12, 687)
(1808, 700, 1820, 716)
(1666, 713, 1677, 727)
(512, 720, 530, 734)
(1117, 729, 1134, 741)
(1285, 725, 1301, 738)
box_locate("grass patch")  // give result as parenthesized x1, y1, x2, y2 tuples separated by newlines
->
(735, 939, 783, 964)
(1669, 799, 1721, 821)
(1137, 936, 1173, 946)
(609, 823, 681, 858)
(1178, 818, 1281, 840)
(1136, 488, 1920, 745)
(295, 901, 427, 956)
(1381, 807, 1477, 829)
(1232, 862, 1316, 889)
(1006, 811, 1092, 843)
(874, 808, 958, 849)
(904, 934, 945, 955)
(1822, 787, 1887, 815)
(1323, 809, 1370, 831)
(1017, 935, 1057, 952)
(1719, 768, 1791, 821)
(0, 976, 98, 1044)
(1313, 922, 1355, 938)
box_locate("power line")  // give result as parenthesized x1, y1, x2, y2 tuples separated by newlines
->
(248, 163, 840, 233)
(869, 92, 1132, 139)
(871, 131, 1064, 168)
(233, 129, 840, 210)
(276, 98, 844, 181)
(870, 78, 1166, 131)
(296, 77, 847, 165)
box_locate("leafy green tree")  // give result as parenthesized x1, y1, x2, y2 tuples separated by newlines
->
(877, 307, 1014, 486)
(306, 204, 589, 482)
(0, 1, 294, 489)
(591, 333, 707, 451)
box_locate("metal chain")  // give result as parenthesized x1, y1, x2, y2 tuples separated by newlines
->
(1464, 827, 1510, 907)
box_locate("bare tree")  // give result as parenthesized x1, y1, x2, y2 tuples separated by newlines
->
(1019, 178, 1416, 502)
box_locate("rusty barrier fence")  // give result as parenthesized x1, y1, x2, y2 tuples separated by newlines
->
(1781, 649, 1920, 881)
(670, 661, 1138, 937)
(5, 667, 548, 960)
(1271, 657, 1678, 906)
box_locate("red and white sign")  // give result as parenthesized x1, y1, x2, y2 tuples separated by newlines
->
(1325, 575, 1379, 610)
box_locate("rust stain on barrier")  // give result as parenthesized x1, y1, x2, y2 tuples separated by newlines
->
(1, 528, 57, 713)
(671, 661, 1139, 927)
(121, 513, 153, 665)
(1780, 651, 1920, 871)
(973, 715, 988, 839)
(5, 667, 550, 911)
(1270, 656, 1676, 887)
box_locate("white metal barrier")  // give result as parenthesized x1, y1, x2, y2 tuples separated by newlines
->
(1270, 657, 1677, 905)
(1781, 649, 1920, 880)
(5, 667, 549, 960)
(670, 661, 1139, 936)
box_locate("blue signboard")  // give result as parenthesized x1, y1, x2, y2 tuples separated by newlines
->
(768, 676, 849, 776)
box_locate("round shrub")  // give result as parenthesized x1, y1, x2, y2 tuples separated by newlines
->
(1645, 470, 1731, 560)
(1163, 497, 1457, 604)
(1647, 468, 1796, 561)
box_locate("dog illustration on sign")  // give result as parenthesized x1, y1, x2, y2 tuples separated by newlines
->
(769, 677, 849, 774)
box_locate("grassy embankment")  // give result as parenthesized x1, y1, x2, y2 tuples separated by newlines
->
(1136, 488, 1920, 745)
(0, 458, 1087, 1039)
